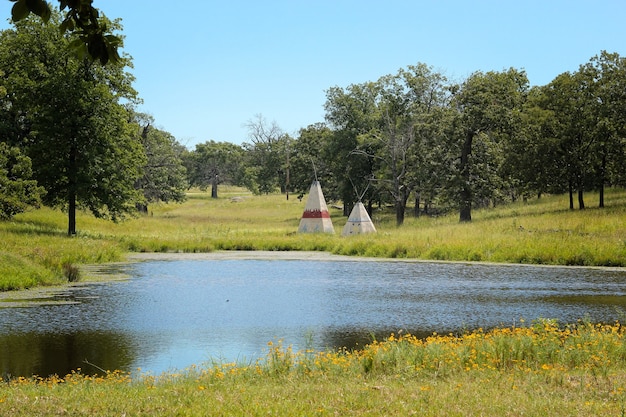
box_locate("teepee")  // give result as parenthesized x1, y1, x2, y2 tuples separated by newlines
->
(297, 180, 334, 233)
(341, 201, 377, 236)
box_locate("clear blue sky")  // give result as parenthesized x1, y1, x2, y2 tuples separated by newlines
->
(2, 1, 625, 148)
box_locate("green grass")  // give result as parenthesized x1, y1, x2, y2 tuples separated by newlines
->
(0, 252, 57, 291)
(1, 186, 625, 291)
(2, 320, 626, 416)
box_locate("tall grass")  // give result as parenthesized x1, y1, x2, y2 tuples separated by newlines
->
(0, 252, 57, 291)
(1, 187, 625, 291)
(0, 207, 123, 290)
(2, 320, 626, 416)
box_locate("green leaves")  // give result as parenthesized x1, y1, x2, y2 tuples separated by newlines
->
(0, 142, 45, 220)
(0, 12, 141, 233)
(59, 15, 75, 33)
(10, 0, 120, 65)
(11, 0, 51, 22)
(133, 116, 188, 205)
(10, 0, 30, 21)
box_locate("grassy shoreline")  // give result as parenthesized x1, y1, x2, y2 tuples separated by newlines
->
(2, 320, 626, 416)
(1, 187, 625, 291)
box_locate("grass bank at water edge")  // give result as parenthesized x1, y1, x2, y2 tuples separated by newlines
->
(2, 320, 626, 416)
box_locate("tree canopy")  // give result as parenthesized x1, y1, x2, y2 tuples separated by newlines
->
(131, 112, 188, 211)
(0, 142, 45, 219)
(181, 54, 624, 224)
(243, 114, 292, 196)
(451, 68, 529, 221)
(185, 140, 244, 199)
(0, 12, 143, 234)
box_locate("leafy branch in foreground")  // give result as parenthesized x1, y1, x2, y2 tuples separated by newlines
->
(10, 0, 120, 64)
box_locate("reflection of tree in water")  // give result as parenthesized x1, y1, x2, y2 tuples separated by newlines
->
(0, 331, 136, 378)
(319, 327, 447, 352)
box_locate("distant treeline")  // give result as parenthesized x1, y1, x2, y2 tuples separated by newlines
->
(1, 12, 624, 232)
(186, 54, 626, 225)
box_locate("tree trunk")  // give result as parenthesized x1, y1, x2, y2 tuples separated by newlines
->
(68, 144, 77, 236)
(342, 189, 352, 217)
(414, 193, 420, 217)
(599, 152, 606, 208)
(211, 175, 218, 199)
(344, 202, 353, 218)
(395, 189, 410, 226)
(578, 188, 585, 210)
(599, 185, 605, 208)
(68, 189, 76, 236)
(568, 181, 574, 210)
(395, 199, 406, 226)
(459, 130, 474, 222)
(285, 161, 290, 201)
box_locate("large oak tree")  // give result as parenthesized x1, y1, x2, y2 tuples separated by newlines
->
(131, 112, 188, 211)
(186, 140, 244, 199)
(0, 14, 144, 234)
(451, 68, 528, 222)
(324, 82, 381, 216)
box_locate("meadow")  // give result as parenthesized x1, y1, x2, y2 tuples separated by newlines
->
(1, 188, 626, 415)
(1, 186, 625, 291)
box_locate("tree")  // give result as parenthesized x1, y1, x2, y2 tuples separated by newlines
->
(410, 104, 457, 216)
(186, 140, 244, 198)
(131, 113, 188, 211)
(290, 123, 335, 197)
(536, 52, 626, 210)
(0, 142, 45, 219)
(9, 0, 120, 64)
(541, 71, 597, 210)
(578, 51, 626, 207)
(324, 82, 381, 216)
(450, 68, 528, 221)
(0, 14, 144, 235)
(366, 64, 451, 226)
(242, 114, 290, 195)
(325, 64, 454, 225)
(500, 86, 564, 200)
(359, 72, 416, 226)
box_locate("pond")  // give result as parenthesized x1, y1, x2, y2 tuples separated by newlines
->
(1, 252, 626, 378)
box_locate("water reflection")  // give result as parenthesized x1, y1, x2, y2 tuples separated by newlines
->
(1, 255, 625, 377)
(0, 331, 136, 378)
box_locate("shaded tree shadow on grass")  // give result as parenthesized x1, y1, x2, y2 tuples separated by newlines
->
(3, 219, 67, 237)
(476, 189, 626, 223)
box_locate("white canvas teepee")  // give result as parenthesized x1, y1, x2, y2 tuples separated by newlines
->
(297, 180, 334, 233)
(341, 201, 377, 236)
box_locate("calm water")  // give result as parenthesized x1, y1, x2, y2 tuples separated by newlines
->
(1, 254, 626, 377)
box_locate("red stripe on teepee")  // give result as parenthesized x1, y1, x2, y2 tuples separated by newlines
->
(301, 210, 331, 219)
